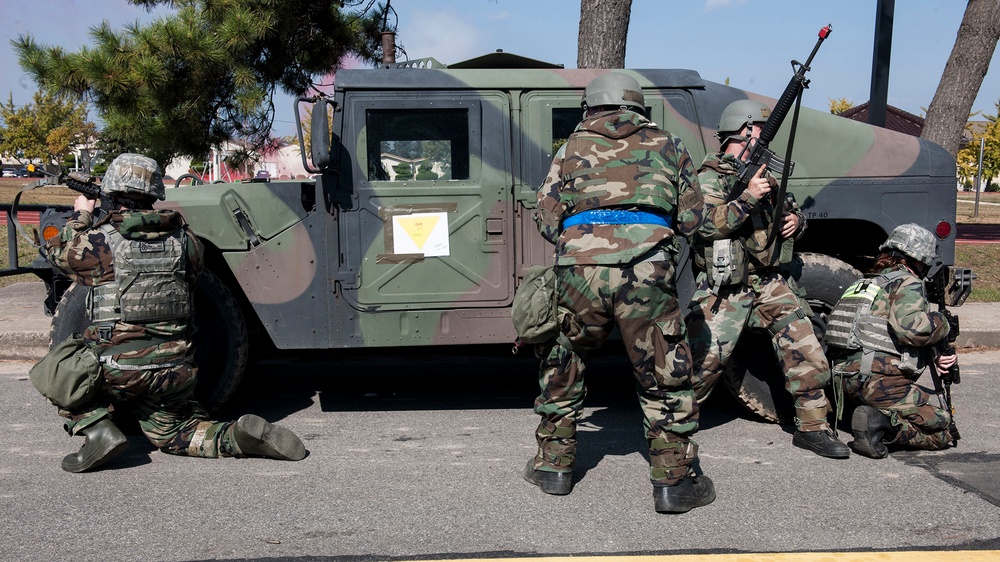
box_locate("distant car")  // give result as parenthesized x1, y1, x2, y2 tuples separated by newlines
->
(1, 169, 17, 178)
(254, 170, 271, 179)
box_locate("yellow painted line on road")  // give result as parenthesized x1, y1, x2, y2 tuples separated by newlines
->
(415, 552, 1000, 562)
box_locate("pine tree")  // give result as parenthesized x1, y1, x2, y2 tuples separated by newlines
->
(13, 0, 398, 167)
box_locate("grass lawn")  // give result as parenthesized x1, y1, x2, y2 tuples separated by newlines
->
(956, 191, 1000, 302)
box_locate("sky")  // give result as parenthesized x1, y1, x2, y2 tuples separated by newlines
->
(1, 0, 998, 138)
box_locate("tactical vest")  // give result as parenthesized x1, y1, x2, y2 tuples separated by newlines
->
(693, 157, 793, 274)
(558, 131, 675, 215)
(88, 223, 191, 324)
(826, 270, 920, 375)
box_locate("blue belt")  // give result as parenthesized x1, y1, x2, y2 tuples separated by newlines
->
(562, 209, 672, 229)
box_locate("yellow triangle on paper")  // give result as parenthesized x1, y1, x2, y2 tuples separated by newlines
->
(396, 215, 441, 250)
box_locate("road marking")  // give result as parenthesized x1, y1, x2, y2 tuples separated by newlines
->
(412, 552, 1000, 562)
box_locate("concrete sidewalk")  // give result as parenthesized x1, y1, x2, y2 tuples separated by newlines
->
(1, 281, 998, 362)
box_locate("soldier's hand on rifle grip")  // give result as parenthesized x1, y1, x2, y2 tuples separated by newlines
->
(780, 211, 799, 239)
(746, 164, 771, 200)
(935, 353, 958, 374)
(73, 195, 96, 214)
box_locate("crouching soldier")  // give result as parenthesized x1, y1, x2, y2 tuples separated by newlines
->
(33, 153, 306, 472)
(825, 224, 959, 458)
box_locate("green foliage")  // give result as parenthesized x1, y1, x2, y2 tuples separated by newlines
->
(415, 160, 438, 180)
(956, 103, 1000, 191)
(13, 0, 398, 168)
(0, 91, 96, 166)
(393, 161, 413, 181)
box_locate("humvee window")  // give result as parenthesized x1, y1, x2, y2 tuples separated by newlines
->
(365, 109, 470, 181)
(552, 108, 579, 154)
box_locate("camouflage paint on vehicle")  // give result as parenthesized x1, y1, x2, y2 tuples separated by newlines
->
(154, 55, 957, 355)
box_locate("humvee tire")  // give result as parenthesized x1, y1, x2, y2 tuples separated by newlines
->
(722, 252, 860, 423)
(48, 269, 248, 413)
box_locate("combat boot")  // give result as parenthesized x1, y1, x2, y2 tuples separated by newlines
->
(849, 405, 896, 459)
(232, 414, 307, 461)
(792, 429, 850, 459)
(523, 458, 573, 495)
(653, 474, 716, 513)
(61, 418, 128, 473)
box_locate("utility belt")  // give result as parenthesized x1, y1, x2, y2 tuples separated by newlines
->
(562, 209, 672, 230)
(91, 328, 188, 370)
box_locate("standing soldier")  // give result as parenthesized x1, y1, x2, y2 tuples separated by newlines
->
(38, 153, 306, 472)
(826, 224, 959, 458)
(685, 99, 849, 458)
(523, 73, 755, 513)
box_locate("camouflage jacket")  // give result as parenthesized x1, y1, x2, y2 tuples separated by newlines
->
(830, 265, 950, 377)
(534, 110, 750, 266)
(694, 152, 806, 271)
(46, 208, 205, 365)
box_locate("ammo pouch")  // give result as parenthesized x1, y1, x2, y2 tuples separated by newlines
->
(705, 239, 748, 292)
(512, 265, 559, 344)
(29, 334, 102, 409)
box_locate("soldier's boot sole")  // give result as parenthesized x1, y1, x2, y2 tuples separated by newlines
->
(61, 419, 128, 473)
(849, 406, 890, 459)
(653, 475, 716, 514)
(233, 414, 307, 461)
(792, 430, 851, 459)
(523, 458, 573, 495)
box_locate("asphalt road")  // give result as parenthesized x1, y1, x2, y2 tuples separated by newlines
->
(1, 346, 999, 561)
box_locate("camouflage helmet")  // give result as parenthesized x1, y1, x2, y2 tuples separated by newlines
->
(581, 72, 645, 113)
(879, 223, 939, 266)
(717, 99, 771, 139)
(102, 153, 165, 201)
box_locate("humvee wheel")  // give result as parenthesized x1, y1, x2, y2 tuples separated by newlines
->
(174, 174, 204, 187)
(722, 253, 860, 423)
(49, 271, 248, 413)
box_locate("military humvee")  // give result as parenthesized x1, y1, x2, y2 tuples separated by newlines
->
(4, 51, 970, 421)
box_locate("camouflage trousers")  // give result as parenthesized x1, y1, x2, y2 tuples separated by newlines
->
(844, 372, 953, 450)
(59, 359, 241, 458)
(532, 258, 699, 485)
(685, 270, 832, 431)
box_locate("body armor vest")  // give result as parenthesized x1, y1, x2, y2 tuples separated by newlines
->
(89, 223, 191, 324)
(693, 157, 792, 273)
(558, 132, 675, 216)
(826, 270, 921, 373)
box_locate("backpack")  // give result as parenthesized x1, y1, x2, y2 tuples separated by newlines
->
(511, 265, 559, 344)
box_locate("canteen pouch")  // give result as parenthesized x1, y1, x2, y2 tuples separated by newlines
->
(512, 265, 559, 344)
(29, 334, 102, 409)
(707, 238, 748, 292)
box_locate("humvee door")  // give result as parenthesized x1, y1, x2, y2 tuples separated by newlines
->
(338, 92, 514, 309)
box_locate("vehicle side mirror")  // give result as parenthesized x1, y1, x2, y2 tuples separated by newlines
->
(295, 97, 334, 174)
(311, 99, 331, 170)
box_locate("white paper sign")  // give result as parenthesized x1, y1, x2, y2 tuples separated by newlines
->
(391, 212, 450, 256)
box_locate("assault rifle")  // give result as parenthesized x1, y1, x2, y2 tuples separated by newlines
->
(725, 24, 832, 204)
(22, 164, 140, 220)
(924, 263, 974, 443)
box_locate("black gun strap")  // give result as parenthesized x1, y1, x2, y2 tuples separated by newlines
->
(765, 86, 805, 267)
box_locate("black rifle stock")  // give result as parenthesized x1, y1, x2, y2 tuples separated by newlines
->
(725, 24, 832, 203)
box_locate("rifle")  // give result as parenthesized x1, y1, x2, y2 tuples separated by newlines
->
(724, 25, 831, 265)
(725, 24, 831, 204)
(25, 165, 122, 220)
(924, 263, 971, 443)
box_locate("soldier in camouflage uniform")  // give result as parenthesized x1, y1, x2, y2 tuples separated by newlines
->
(685, 99, 849, 458)
(523, 73, 756, 513)
(41, 153, 306, 472)
(826, 224, 958, 458)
